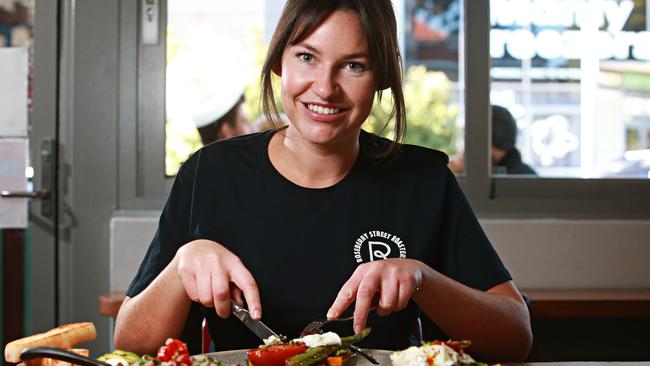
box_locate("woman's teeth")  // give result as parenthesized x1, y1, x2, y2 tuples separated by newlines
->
(307, 104, 340, 115)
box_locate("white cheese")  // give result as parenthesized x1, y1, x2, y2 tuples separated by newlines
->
(390, 343, 476, 366)
(293, 332, 342, 348)
(263, 335, 283, 346)
(389, 346, 428, 366)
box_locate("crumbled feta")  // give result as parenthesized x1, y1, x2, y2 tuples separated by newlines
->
(391, 343, 476, 366)
(293, 332, 342, 348)
(426, 344, 459, 366)
(389, 346, 428, 366)
(263, 335, 283, 345)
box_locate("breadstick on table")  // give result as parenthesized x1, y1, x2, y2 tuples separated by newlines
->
(4, 323, 96, 363)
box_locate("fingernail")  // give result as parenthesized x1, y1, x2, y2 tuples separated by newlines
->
(252, 308, 261, 319)
(326, 309, 337, 319)
(354, 324, 362, 334)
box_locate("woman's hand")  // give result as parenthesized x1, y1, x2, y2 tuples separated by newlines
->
(326, 258, 424, 333)
(176, 239, 262, 319)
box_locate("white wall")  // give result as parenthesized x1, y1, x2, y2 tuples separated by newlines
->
(483, 219, 650, 289)
(111, 213, 650, 292)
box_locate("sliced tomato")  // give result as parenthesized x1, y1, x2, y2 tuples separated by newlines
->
(156, 338, 191, 366)
(247, 343, 308, 366)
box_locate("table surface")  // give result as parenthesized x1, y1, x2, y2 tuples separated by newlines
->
(519, 363, 650, 366)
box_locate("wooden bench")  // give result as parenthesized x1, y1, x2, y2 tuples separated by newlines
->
(100, 289, 650, 318)
(524, 289, 650, 318)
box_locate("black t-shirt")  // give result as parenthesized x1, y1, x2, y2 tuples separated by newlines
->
(127, 129, 511, 353)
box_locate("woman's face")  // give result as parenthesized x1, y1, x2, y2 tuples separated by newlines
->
(279, 10, 376, 148)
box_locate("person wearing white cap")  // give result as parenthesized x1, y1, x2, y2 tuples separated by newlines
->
(186, 34, 255, 145)
(193, 90, 254, 146)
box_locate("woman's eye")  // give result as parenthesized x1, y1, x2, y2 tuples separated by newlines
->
(298, 53, 313, 62)
(346, 62, 365, 72)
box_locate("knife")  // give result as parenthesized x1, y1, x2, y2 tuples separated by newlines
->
(231, 302, 280, 341)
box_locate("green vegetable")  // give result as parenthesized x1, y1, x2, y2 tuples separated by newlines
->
(340, 327, 371, 345)
(286, 328, 371, 366)
(285, 345, 340, 366)
(97, 349, 143, 366)
(192, 355, 228, 366)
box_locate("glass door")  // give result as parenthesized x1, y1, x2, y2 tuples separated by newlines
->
(0, 0, 60, 348)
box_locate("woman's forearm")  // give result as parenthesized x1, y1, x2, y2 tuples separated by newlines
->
(413, 266, 532, 362)
(114, 255, 193, 355)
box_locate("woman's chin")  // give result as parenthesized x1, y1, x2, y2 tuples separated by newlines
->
(295, 127, 340, 145)
(292, 125, 358, 148)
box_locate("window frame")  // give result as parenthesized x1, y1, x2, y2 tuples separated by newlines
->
(460, 0, 650, 219)
(119, 0, 650, 218)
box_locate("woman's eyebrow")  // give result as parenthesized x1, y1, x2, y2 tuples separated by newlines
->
(297, 42, 369, 59)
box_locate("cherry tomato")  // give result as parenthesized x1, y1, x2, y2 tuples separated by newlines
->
(247, 343, 308, 366)
(156, 338, 191, 366)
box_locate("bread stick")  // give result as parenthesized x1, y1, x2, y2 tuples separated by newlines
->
(4, 323, 96, 363)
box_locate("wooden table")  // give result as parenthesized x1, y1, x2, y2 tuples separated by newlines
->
(520, 363, 650, 366)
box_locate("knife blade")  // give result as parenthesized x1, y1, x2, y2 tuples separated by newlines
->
(231, 302, 280, 341)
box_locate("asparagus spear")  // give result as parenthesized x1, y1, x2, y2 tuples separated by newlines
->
(285, 328, 372, 366)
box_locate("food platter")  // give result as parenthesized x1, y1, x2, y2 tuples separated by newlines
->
(202, 349, 393, 365)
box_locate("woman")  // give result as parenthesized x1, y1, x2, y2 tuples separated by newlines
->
(114, 0, 532, 361)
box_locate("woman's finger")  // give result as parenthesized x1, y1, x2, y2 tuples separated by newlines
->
(327, 271, 363, 320)
(396, 278, 411, 311)
(377, 273, 399, 316)
(211, 270, 232, 318)
(179, 270, 199, 302)
(353, 272, 380, 333)
(230, 265, 262, 320)
(196, 272, 214, 308)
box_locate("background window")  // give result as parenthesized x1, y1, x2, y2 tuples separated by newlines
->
(490, 0, 650, 178)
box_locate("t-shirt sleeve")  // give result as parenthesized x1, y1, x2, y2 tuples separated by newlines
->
(436, 168, 511, 291)
(126, 153, 199, 297)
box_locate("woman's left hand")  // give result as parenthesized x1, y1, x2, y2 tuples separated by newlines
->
(327, 258, 424, 333)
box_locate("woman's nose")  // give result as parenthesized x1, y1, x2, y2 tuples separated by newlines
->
(312, 68, 338, 100)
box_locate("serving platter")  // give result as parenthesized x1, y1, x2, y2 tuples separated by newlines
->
(202, 349, 393, 365)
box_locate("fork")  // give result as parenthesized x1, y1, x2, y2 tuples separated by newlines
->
(300, 314, 356, 336)
(300, 306, 376, 336)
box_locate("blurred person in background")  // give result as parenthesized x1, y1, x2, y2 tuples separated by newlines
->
(491, 105, 536, 175)
(449, 105, 536, 175)
(193, 88, 254, 146)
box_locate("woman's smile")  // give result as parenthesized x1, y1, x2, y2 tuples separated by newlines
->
(302, 102, 347, 122)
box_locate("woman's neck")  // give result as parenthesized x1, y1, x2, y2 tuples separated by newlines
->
(268, 127, 360, 189)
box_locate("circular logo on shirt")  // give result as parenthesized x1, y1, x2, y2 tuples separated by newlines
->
(353, 230, 406, 263)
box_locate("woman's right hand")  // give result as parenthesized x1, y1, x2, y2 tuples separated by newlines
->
(176, 239, 261, 319)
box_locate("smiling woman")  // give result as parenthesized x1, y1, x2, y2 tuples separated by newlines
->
(115, 0, 531, 361)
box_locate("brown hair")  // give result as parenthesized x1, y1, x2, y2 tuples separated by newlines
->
(260, 0, 405, 156)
